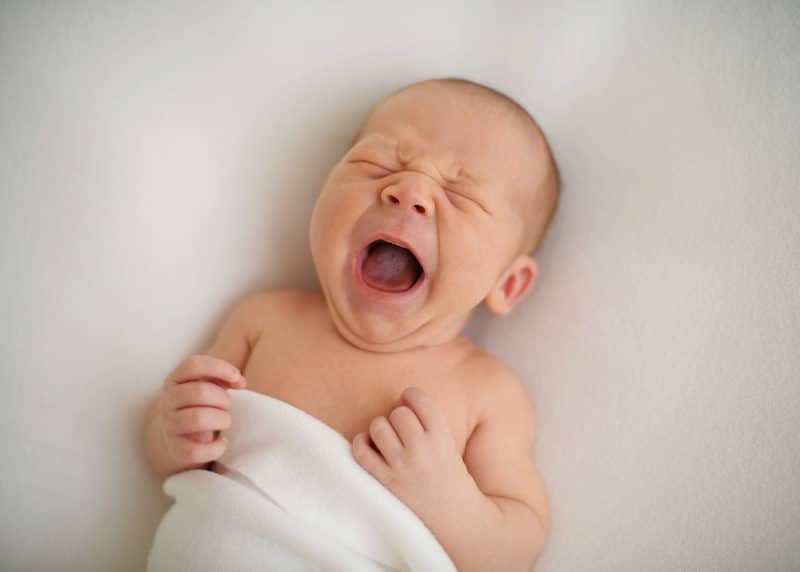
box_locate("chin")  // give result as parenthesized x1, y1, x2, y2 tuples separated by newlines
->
(334, 307, 427, 352)
(329, 295, 469, 353)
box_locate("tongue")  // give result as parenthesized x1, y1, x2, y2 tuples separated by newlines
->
(362, 242, 421, 292)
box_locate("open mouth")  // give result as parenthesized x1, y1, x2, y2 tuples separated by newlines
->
(360, 239, 424, 293)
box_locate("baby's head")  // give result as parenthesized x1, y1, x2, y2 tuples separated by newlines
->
(310, 78, 560, 352)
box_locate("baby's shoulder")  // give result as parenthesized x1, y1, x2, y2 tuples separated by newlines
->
(226, 288, 326, 342)
(458, 343, 537, 427)
(458, 342, 525, 392)
(241, 287, 325, 320)
(246, 287, 321, 305)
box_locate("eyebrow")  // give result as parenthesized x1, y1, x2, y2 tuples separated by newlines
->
(358, 134, 397, 153)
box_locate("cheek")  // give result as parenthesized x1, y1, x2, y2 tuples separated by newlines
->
(313, 183, 356, 230)
(310, 183, 370, 259)
(439, 212, 497, 266)
(436, 220, 501, 300)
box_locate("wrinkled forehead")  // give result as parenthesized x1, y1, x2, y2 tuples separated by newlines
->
(358, 84, 543, 190)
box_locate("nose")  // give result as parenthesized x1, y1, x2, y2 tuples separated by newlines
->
(380, 176, 434, 217)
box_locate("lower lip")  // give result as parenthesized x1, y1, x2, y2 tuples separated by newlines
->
(351, 244, 427, 304)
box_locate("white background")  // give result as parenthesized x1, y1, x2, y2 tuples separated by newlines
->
(1, 2, 798, 570)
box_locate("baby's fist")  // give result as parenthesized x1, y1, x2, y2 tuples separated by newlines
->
(352, 387, 468, 515)
(158, 355, 246, 466)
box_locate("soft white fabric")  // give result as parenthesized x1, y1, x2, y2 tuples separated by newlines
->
(147, 390, 455, 572)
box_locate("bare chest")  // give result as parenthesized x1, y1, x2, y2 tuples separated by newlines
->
(241, 325, 474, 455)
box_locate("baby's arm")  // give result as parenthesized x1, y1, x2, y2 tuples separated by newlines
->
(144, 294, 266, 479)
(454, 372, 550, 570)
(353, 371, 549, 572)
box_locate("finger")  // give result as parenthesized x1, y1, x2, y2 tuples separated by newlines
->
(388, 405, 424, 447)
(165, 354, 246, 389)
(369, 416, 403, 464)
(164, 407, 231, 436)
(166, 381, 231, 411)
(401, 387, 448, 434)
(171, 434, 228, 465)
(352, 432, 389, 482)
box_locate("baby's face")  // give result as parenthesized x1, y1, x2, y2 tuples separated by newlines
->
(310, 83, 541, 352)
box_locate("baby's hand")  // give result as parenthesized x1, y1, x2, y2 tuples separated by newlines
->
(352, 387, 470, 518)
(158, 355, 246, 466)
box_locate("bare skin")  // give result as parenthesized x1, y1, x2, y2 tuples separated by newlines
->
(145, 81, 554, 571)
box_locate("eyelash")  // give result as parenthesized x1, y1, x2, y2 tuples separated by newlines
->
(351, 160, 393, 176)
(445, 188, 478, 212)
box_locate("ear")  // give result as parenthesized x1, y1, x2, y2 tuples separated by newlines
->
(484, 256, 538, 316)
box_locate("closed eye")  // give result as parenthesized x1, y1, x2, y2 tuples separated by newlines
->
(445, 188, 490, 216)
(350, 160, 393, 177)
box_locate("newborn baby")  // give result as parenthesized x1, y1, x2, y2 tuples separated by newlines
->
(145, 77, 559, 571)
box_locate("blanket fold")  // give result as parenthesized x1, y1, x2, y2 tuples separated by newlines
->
(147, 390, 455, 572)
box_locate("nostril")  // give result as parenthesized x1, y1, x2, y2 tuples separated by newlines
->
(389, 195, 400, 205)
(414, 204, 426, 214)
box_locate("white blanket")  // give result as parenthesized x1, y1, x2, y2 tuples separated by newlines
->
(147, 390, 456, 572)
